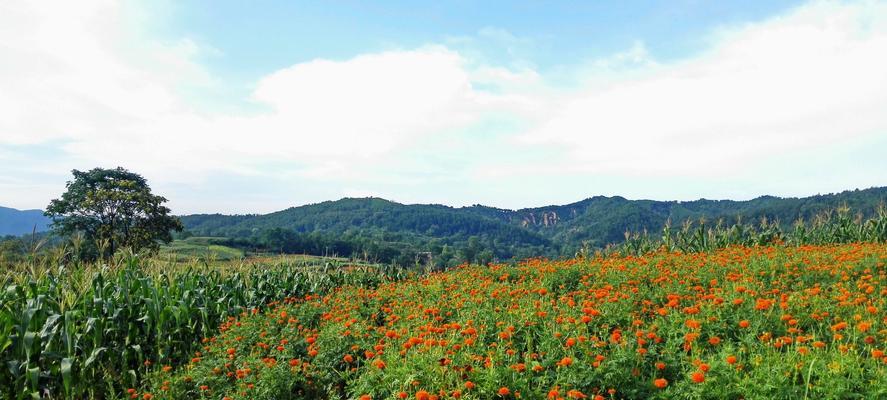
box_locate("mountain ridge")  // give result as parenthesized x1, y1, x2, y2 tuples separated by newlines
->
(0, 206, 51, 236)
(5, 187, 885, 263)
(177, 187, 887, 263)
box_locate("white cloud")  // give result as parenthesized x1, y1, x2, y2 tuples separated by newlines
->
(518, 0, 887, 176)
(0, 1, 529, 189)
(1, 0, 885, 212)
(0, 1, 212, 144)
(248, 47, 496, 158)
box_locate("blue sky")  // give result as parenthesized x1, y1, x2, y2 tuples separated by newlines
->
(1, 0, 885, 214)
(159, 1, 802, 71)
(152, 1, 805, 105)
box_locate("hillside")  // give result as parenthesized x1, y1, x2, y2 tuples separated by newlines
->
(180, 187, 887, 264)
(0, 206, 51, 236)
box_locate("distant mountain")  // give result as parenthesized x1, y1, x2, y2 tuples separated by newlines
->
(180, 187, 887, 263)
(0, 206, 51, 236)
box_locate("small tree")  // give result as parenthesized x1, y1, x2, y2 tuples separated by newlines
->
(45, 167, 182, 259)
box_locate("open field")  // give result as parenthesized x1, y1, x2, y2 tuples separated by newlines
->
(156, 237, 372, 266)
(157, 237, 246, 262)
(146, 243, 886, 400)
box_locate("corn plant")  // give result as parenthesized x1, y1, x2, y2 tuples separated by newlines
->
(611, 207, 887, 256)
(0, 254, 396, 399)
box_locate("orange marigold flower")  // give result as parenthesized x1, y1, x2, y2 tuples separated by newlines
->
(498, 387, 511, 396)
(691, 371, 705, 383)
(653, 378, 668, 389)
(754, 299, 773, 311)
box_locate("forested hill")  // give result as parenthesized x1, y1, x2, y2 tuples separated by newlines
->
(180, 187, 887, 265)
(0, 206, 51, 236)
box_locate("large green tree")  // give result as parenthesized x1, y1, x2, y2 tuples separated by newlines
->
(45, 167, 182, 259)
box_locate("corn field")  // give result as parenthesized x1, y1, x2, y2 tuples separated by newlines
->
(0, 255, 401, 399)
(606, 206, 887, 257)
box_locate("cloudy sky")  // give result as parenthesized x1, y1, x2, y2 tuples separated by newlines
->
(1, 0, 885, 214)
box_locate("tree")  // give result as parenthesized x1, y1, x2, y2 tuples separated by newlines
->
(45, 167, 182, 259)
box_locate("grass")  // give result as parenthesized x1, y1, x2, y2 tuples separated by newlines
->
(157, 237, 245, 262)
(156, 237, 380, 267)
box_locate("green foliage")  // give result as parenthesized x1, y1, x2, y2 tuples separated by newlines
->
(158, 237, 245, 262)
(45, 167, 183, 260)
(1, 205, 885, 398)
(178, 188, 887, 264)
(0, 235, 26, 264)
(610, 206, 887, 256)
(0, 255, 399, 399)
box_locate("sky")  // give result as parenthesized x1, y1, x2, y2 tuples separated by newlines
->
(1, 0, 886, 214)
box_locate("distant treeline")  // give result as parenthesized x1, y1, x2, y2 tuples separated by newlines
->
(0, 231, 58, 265)
(177, 229, 548, 268)
(177, 187, 887, 265)
(4, 187, 886, 266)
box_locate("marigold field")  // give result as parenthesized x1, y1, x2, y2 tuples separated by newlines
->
(147, 244, 886, 400)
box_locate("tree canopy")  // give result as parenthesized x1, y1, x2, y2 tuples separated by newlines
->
(177, 187, 887, 265)
(45, 167, 182, 259)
